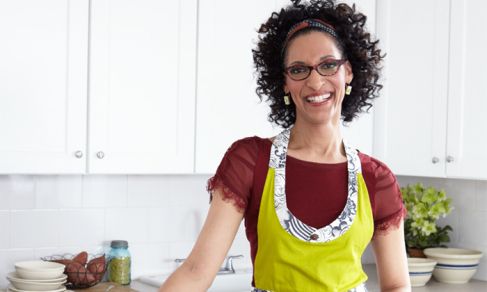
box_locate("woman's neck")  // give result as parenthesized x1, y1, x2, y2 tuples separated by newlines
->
(287, 121, 346, 163)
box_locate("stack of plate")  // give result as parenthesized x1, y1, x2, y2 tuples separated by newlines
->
(6, 261, 67, 292)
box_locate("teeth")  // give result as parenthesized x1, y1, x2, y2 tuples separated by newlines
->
(306, 93, 331, 103)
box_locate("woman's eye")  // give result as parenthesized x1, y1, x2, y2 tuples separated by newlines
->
(319, 62, 338, 70)
(289, 66, 308, 75)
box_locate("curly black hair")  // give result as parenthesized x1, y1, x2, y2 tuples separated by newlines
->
(252, 0, 384, 128)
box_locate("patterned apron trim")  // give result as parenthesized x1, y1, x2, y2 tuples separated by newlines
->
(251, 282, 369, 292)
(270, 128, 362, 243)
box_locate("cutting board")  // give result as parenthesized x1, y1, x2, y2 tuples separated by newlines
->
(73, 282, 139, 292)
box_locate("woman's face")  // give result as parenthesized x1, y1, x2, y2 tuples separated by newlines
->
(284, 31, 353, 126)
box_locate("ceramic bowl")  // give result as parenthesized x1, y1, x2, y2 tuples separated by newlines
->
(14, 261, 65, 280)
(7, 272, 66, 291)
(7, 272, 67, 283)
(7, 284, 66, 292)
(424, 247, 483, 284)
(407, 257, 437, 287)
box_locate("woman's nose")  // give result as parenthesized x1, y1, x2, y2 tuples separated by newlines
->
(305, 69, 325, 90)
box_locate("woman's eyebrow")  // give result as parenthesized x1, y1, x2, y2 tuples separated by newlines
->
(320, 54, 337, 60)
(287, 55, 337, 66)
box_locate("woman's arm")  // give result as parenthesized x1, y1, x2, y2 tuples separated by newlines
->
(159, 188, 244, 292)
(371, 220, 411, 292)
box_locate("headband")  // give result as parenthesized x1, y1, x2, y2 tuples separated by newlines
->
(282, 19, 338, 54)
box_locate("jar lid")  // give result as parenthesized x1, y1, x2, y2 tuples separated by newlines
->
(111, 240, 128, 248)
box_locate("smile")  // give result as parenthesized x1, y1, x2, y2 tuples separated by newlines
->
(306, 93, 331, 103)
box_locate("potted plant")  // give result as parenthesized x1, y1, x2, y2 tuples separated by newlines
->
(401, 183, 453, 257)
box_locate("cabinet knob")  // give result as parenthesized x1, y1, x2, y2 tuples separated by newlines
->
(74, 151, 83, 159)
(96, 151, 105, 159)
(446, 155, 454, 163)
(432, 157, 440, 164)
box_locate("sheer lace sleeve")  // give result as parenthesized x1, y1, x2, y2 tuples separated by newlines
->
(207, 137, 260, 213)
(367, 156, 407, 236)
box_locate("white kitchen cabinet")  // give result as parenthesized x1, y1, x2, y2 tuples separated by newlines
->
(0, 0, 197, 174)
(194, 0, 281, 174)
(88, 0, 197, 174)
(0, 0, 89, 174)
(375, 0, 487, 180)
(445, 0, 487, 179)
(195, 0, 377, 173)
(340, 0, 376, 156)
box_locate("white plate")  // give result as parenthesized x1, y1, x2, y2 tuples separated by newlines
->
(8, 278, 66, 291)
(7, 272, 67, 283)
(7, 285, 66, 292)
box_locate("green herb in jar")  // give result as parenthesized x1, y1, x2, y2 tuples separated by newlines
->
(108, 257, 131, 285)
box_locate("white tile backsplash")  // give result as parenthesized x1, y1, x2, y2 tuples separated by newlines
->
(459, 211, 487, 246)
(58, 176, 83, 208)
(167, 203, 207, 242)
(0, 173, 486, 289)
(105, 208, 149, 244)
(35, 176, 60, 209)
(127, 176, 172, 208)
(0, 211, 10, 249)
(129, 243, 171, 276)
(0, 177, 12, 210)
(57, 209, 105, 246)
(9, 176, 35, 209)
(83, 175, 128, 208)
(476, 181, 487, 211)
(147, 207, 173, 242)
(10, 210, 60, 248)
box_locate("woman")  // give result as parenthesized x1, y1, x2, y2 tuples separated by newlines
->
(160, 0, 410, 291)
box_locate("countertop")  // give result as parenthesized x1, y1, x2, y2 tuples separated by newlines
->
(129, 264, 487, 291)
(5, 264, 482, 292)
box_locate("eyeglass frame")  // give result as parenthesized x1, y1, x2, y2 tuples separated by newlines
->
(284, 58, 348, 81)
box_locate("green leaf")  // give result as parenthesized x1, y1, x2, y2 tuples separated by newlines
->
(401, 183, 453, 248)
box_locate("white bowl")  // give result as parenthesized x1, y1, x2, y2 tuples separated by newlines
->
(14, 261, 65, 280)
(8, 272, 67, 283)
(7, 272, 66, 291)
(424, 247, 483, 284)
(407, 257, 437, 287)
(7, 284, 66, 292)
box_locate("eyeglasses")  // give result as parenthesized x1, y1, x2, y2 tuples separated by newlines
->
(284, 58, 347, 81)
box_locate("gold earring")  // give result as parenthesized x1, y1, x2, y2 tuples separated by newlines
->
(283, 95, 291, 105)
(345, 85, 352, 95)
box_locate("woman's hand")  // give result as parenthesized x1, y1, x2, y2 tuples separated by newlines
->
(159, 188, 244, 292)
(372, 220, 411, 292)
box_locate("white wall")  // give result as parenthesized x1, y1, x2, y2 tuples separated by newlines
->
(0, 174, 251, 289)
(0, 174, 486, 288)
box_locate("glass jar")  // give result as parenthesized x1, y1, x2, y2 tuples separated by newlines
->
(107, 240, 131, 285)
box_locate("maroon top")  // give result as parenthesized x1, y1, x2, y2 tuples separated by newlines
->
(207, 136, 406, 269)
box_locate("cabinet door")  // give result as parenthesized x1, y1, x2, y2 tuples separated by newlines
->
(446, 0, 487, 180)
(0, 0, 89, 174)
(340, 0, 376, 155)
(195, 0, 282, 173)
(89, 0, 197, 174)
(374, 0, 450, 176)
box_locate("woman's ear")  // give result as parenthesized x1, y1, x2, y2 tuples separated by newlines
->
(345, 60, 354, 84)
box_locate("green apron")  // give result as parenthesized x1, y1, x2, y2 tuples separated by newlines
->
(253, 129, 374, 292)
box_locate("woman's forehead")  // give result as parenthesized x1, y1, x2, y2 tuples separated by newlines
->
(285, 31, 341, 64)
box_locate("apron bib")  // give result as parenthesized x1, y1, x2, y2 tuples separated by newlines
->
(253, 129, 374, 292)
